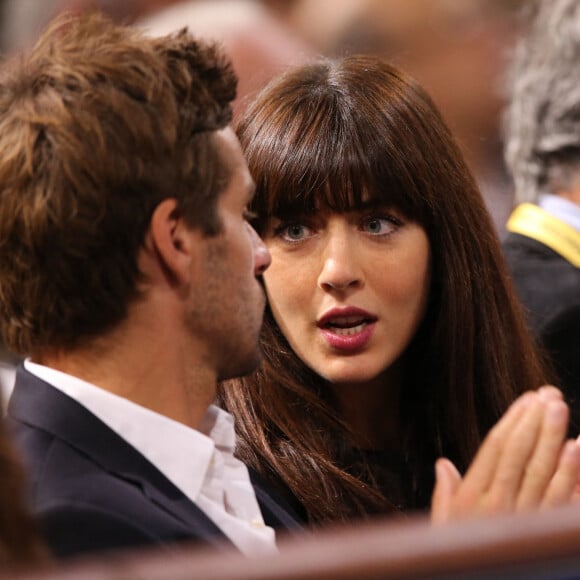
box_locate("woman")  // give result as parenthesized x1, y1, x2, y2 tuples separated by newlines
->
(220, 55, 580, 526)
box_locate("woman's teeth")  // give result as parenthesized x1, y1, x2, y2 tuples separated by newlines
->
(328, 322, 366, 335)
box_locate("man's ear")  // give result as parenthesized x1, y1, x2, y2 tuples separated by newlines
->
(146, 198, 200, 286)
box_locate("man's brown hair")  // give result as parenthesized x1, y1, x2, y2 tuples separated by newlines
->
(0, 13, 237, 355)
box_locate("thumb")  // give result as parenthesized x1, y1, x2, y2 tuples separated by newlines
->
(431, 457, 462, 524)
(574, 436, 580, 504)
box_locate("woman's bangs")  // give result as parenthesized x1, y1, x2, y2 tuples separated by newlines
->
(259, 140, 424, 223)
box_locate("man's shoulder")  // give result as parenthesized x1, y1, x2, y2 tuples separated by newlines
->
(7, 370, 231, 559)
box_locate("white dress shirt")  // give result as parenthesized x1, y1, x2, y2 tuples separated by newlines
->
(539, 193, 580, 233)
(24, 360, 277, 556)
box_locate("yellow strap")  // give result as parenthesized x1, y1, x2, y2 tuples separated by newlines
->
(506, 203, 580, 268)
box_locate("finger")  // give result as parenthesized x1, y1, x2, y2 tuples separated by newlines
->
(515, 399, 569, 510)
(543, 439, 580, 508)
(431, 458, 462, 524)
(536, 385, 564, 402)
(458, 392, 535, 496)
(484, 395, 545, 513)
(573, 437, 580, 504)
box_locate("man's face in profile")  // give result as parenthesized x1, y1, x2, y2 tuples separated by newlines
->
(184, 127, 271, 380)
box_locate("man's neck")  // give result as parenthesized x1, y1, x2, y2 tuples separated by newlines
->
(33, 320, 216, 431)
(557, 181, 580, 206)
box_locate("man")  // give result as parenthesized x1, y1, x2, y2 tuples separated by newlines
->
(503, 0, 580, 434)
(0, 13, 299, 559)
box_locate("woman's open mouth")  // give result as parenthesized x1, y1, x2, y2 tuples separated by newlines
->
(317, 310, 377, 351)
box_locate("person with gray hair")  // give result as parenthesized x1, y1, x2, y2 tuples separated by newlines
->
(503, 0, 580, 434)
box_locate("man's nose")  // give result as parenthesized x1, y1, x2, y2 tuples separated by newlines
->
(249, 224, 271, 275)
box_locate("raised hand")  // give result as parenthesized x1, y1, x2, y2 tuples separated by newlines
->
(431, 386, 580, 523)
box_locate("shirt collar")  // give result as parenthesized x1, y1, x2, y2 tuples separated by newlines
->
(538, 193, 580, 233)
(23, 359, 234, 502)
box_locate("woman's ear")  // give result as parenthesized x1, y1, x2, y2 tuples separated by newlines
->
(144, 198, 199, 286)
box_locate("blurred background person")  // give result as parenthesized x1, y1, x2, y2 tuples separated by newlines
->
(54, 0, 176, 22)
(18, 0, 314, 119)
(0, 0, 57, 53)
(135, 0, 314, 118)
(503, 0, 580, 435)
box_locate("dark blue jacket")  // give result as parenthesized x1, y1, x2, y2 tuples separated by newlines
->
(503, 232, 580, 434)
(6, 367, 302, 559)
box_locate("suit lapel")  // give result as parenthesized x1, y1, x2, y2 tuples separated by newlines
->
(249, 469, 306, 532)
(8, 367, 230, 544)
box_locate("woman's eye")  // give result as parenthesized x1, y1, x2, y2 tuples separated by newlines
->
(361, 216, 399, 235)
(275, 223, 312, 242)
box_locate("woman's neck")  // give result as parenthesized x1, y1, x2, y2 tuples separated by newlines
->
(331, 364, 402, 451)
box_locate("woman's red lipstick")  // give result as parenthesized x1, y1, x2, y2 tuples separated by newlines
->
(317, 307, 377, 352)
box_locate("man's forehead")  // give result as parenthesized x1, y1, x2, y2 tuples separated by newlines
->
(213, 127, 244, 171)
(213, 126, 239, 156)
(214, 127, 254, 197)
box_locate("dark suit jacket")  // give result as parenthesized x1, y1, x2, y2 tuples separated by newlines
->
(503, 232, 580, 432)
(6, 367, 302, 559)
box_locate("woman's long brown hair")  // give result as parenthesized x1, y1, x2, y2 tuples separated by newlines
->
(219, 55, 550, 525)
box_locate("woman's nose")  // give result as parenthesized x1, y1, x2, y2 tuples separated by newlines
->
(317, 235, 362, 291)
